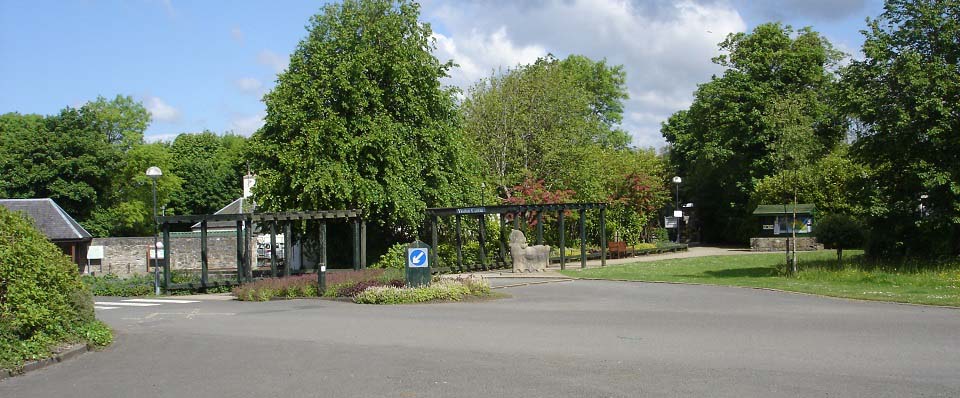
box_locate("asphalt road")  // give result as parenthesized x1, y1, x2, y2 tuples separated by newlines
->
(3, 280, 959, 397)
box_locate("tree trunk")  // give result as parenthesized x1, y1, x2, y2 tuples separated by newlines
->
(837, 247, 843, 268)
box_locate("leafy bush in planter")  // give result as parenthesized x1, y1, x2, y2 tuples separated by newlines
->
(0, 206, 112, 371)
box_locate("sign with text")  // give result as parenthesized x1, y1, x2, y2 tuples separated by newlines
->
(664, 217, 678, 229)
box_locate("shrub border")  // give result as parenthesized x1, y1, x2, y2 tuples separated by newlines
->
(0, 343, 91, 380)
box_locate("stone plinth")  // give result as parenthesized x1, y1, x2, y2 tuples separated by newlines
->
(750, 237, 823, 252)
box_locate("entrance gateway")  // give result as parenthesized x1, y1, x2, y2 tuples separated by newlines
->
(156, 209, 365, 292)
(425, 203, 608, 273)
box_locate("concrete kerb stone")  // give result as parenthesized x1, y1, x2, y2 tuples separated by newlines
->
(1, 343, 91, 381)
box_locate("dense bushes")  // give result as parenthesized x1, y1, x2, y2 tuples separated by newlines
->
(82, 274, 154, 296)
(82, 270, 233, 296)
(815, 214, 864, 264)
(371, 243, 407, 269)
(0, 207, 112, 371)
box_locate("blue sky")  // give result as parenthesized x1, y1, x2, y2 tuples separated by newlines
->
(0, 0, 885, 147)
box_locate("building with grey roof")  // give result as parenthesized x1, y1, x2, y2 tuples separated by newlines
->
(0, 198, 92, 269)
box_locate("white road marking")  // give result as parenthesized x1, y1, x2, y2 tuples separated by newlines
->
(123, 299, 200, 304)
(94, 306, 119, 310)
(94, 302, 161, 307)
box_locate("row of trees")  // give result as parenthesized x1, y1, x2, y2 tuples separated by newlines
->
(663, 0, 959, 257)
(1, 0, 670, 261)
(0, 97, 249, 236)
(248, 0, 672, 258)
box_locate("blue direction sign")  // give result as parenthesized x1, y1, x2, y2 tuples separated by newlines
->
(407, 247, 429, 268)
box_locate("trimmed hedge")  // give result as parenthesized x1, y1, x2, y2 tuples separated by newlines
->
(0, 206, 112, 371)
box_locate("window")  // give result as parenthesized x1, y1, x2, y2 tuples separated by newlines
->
(774, 215, 812, 235)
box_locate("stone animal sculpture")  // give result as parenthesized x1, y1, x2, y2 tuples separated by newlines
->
(509, 229, 551, 273)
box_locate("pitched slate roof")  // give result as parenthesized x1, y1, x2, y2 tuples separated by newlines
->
(752, 204, 816, 216)
(0, 198, 92, 241)
(190, 197, 256, 230)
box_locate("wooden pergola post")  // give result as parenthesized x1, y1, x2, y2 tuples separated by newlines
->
(200, 220, 209, 286)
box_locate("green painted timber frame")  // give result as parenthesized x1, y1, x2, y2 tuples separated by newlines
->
(425, 203, 607, 272)
(156, 210, 365, 292)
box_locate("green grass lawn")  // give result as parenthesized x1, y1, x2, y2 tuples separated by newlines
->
(559, 250, 960, 307)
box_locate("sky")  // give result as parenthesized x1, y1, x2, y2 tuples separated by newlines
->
(0, 0, 885, 148)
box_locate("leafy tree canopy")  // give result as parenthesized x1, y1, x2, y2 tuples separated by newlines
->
(662, 23, 846, 242)
(462, 54, 631, 201)
(840, 0, 960, 255)
(169, 131, 247, 216)
(249, 0, 474, 239)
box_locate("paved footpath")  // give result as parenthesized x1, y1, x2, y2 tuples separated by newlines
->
(2, 279, 958, 397)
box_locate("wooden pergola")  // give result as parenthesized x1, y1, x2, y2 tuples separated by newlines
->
(157, 210, 365, 290)
(425, 203, 607, 272)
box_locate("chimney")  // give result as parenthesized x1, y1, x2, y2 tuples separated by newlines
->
(243, 173, 256, 199)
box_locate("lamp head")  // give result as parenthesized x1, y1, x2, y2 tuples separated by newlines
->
(146, 166, 162, 180)
(672, 176, 682, 184)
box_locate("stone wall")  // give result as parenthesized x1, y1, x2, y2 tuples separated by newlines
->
(750, 237, 823, 252)
(88, 235, 247, 276)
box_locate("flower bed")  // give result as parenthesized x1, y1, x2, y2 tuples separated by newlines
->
(353, 276, 491, 304)
(233, 269, 404, 301)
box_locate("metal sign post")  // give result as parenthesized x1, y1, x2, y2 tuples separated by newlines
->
(406, 240, 431, 288)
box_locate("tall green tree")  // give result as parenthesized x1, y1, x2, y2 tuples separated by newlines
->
(169, 131, 247, 215)
(0, 96, 169, 237)
(753, 146, 875, 218)
(462, 54, 629, 201)
(248, 0, 473, 241)
(80, 95, 150, 151)
(0, 108, 120, 221)
(841, 0, 960, 256)
(661, 23, 845, 242)
(85, 142, 182, 236)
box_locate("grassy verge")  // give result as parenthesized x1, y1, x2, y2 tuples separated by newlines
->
(559, 250, 960, 307)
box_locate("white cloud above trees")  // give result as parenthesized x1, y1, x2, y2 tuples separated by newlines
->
(143, 95, 181, 123)
(423, 0, 746, 148)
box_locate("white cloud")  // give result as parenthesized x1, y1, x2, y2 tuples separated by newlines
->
(230, 27, 244, 43)
(144, 132, 180, 143)
(235, 77, 263, 94)
(257, 50, 288, 73)
(229, 112, 265, 136)
(433, 27, 547, 88)
(423, 0, 747, 148)
(143, 96, 181, 123)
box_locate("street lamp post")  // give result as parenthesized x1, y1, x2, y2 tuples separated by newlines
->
(672, 176, 682, 243)
(919, 194, 929, 218)
(146, 166, 162, 295)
